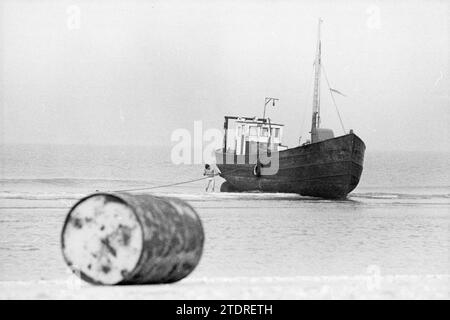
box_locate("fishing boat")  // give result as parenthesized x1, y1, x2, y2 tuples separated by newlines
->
(215, 19, 366, 199)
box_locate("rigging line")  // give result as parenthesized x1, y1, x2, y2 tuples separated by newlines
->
(321, 63, 346, 134)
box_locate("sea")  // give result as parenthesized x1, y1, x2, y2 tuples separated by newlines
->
(0, 144, 449, 282)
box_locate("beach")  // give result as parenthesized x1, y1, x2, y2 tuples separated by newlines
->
(0, 145, 449, 299)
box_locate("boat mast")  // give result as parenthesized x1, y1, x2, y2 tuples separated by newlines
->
(311, 18, 323, 143)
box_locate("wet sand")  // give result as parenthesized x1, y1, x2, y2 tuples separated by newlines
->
(1, 192, 448, 299)
(1, 275, 448, 299)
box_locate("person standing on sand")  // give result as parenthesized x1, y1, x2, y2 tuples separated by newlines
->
(203, 164, 216, 192)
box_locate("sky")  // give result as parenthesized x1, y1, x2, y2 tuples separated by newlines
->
(0, 0, 448, 151)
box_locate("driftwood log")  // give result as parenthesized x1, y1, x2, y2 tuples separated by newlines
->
(61, 192, 204, 285)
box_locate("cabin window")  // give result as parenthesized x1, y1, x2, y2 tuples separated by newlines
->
(261, 127, 269, 137)
(271, 128, 280, 138)
(249, 126, 257, 136)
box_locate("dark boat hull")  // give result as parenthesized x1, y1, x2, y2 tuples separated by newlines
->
(215, 133, 365, 199)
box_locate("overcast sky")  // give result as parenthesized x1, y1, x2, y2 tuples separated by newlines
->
(0, 0, 448, 151)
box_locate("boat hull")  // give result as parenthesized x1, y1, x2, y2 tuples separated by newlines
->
(215, 133, 365, 199)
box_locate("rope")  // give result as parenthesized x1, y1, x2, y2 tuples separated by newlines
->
(110, 165, 246, 193)
(113, 173, 222, 193)
(321, 64, 346, 134)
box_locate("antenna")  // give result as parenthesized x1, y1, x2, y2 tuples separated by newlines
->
(263, 97, 279, 120)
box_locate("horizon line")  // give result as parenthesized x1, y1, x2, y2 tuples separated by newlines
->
(0, 142, 449, 153)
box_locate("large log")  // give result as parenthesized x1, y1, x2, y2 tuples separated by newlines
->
(61, 192, 204, 285)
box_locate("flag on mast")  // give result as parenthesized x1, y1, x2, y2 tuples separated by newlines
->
(330, 88, 346, 97)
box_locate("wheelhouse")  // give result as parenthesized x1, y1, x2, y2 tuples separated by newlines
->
(222, 116, 286, 155)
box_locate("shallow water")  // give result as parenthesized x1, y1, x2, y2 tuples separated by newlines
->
(0, 145, 449, 282)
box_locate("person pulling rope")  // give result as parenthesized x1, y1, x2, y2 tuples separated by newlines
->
(203, 164, 216, 192)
